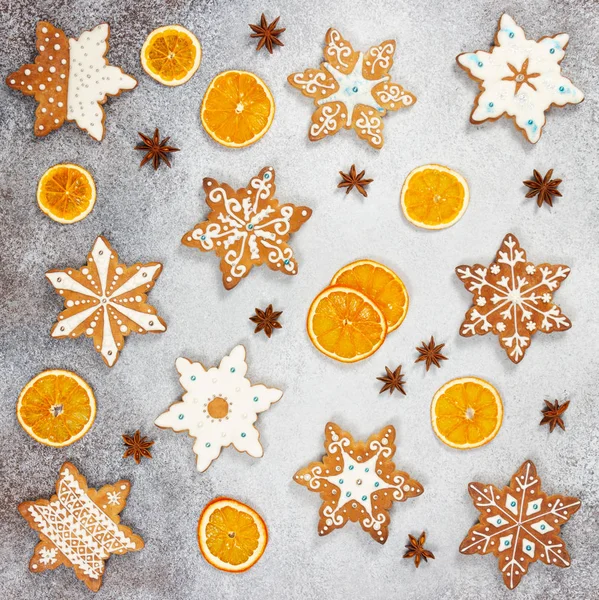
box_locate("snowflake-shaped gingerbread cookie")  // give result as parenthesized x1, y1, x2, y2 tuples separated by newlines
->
(288, 29, 416, 149)
(155, 345, 283, 472)
(7, 22, 137, 140)
(460, 460, 581, 589)
(294, 423, 423, 544)
(456, 233, 571, 364)
(46, 236, 166, 367)
(182, 167, 312, 290)
(457, 14, 584, 143)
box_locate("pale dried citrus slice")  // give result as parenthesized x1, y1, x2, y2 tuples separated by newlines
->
(201, 70, 275, 148)
(17, 370, 96, 447)
(141, 25, 201, 86)
(37, 163, 96, 224)
(330, 259, 409, 333)
(307, 286, 387, 363)
(400, 164, 469, 230)
(198, 498, 268, 573)
(431, 377, 503, 450)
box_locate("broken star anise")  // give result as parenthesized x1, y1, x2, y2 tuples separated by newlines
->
(250, 304, 282, 338)
(249, 14, 285, 54)
(122, 430, 154, 464)
(377, 365, 406, 396)
(415, 337, 448, 371)
(540, 399, 570, 432)
(135, 128, 179, 170)
(523, 169, 562, 208)
(403, 531, 435, 568)
(338, 165, 373, 197)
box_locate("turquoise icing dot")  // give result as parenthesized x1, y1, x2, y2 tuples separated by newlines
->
(550, 48, 555, 54)
(346, 492, 351, 497)
(559, 86, 565, 92)
(511, 501, 516, 507)
(361, 495, 367, 501)
(191, 375, 196, 381)
(264, 172, 271, 180)
(230, 367, 235, 373)
(206, 442, 211, 447)
(339, 479, 344, 484)
(489, 102, 494, 108)
(504, 540, 510, 546)
(541, 525, 546, 530)
(253, 396, 259, 402)
(241, 433, 246, 438)
(284, 259, 290, 265)
(178, 414, 184, 420)
(365, 468, 369, 473)
(374, 482, 379, 488)
(352, 86, 358, 93)
(349, 465, 354, 471)
(534, 504, 538, 509)
(247, 223, 254, 230)
(526, 545, 532, 551)
(509, 32, 514, 38)
(200, 235, 206, 240)
(477, 61, 483, 67)
(527, 120, 534, 125)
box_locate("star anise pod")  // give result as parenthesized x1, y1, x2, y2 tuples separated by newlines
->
(249, 14, 285, 54)
(122, 430, 154, 464)
(250, 304, 282, 338)
(338, 165, 373, 197)
(540, 399, 570, 432)
(403, 531, 435, 568)
(377, 365, 406, 396)
(415, 337, 448, 371)
(523, 169, 562, 208)
(135, 128, 179, 170)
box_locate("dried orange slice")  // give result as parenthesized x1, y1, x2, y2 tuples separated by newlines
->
(330, 259, 409, 333)
(307, 286, 387, 363)
(37, 163, 96, 224)
(431, 377, 503, 450)
(201, 70, 275, 148)
(198, 498, 268, 573)
(400, 164, 469, 230)
(141, 25, 201, 86)
(16, 370, 96, 447)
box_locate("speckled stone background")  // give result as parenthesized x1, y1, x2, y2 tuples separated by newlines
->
(1, 0, 598, 598)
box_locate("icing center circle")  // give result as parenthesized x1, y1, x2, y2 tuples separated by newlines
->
(207, 397, 229, 419)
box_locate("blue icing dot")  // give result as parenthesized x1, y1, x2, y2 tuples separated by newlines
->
(284, 259, 290, 265)
(550, 48, 555, 54)
(178, 414, 184, 420)
(477, 61, 483, 67)
(511, 501, 516, 507)
(361, 495, 367, 501)
(253, 396, 259, 402)
(346, 491, 351, 497)
(365, 468, 369, 473)
(533, 504, 538, 509)
(247, 223, 254, 230)
(541, 525, 546, 530)
(264, 172, 271, 180)
(352, 86, 358, 93)
(339, 479, 344, 484)
(509, 32, 514, 39)
(374, 482, 379, 488)
(559, 86, 565, 92)
(205, 442, 211, 447)
(230, 367, 235, 373)
(191, 375, 196, 381)
(527, 120, 534, 125)
(349, 465, 354, 471)
(526, 545, 532, 551)
(488, 102, 494, 108)
(200, 235, 206, 240)
(241, 433, 246, 438)
(504, 540, 510, 546)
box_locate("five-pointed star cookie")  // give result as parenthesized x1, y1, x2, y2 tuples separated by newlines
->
(294, 422, 423, 543)
(460, 460, 581, 589)
(18, 462, 144, 592)
(46, 236, 167, 367)
(456, 233, 571, 363)
(456, 14, 584, 143)
(288, 28, 416, 149)
(7, 22, 137, 140)
(182, 167, 312, 290)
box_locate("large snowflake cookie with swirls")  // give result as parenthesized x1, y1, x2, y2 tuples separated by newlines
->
(456, 233, 571, 364)
(294, 422, 423, 544)
(7, 22, 137, 140)
(155, 345, 283, 472)
(46, 236, 166, 367)
(287, 29, 416, 149)
(456, 14, 584, 143)
(460, 460, 581, 589)
(182, 167, 312, 290)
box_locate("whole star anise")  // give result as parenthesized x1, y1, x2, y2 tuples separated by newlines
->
(338, 165, 373, 197)
(135, 128, 179, 170)
(249, 14, 285, 54)
(415, 337, 447, 371)
(403, 531, 435, 568)
(540, 399, 570, 432)
(377, 365, 406, 396)
(122, 430, 154, 464)
(523, 169, 562, 208)
(250, 304, 282, 338)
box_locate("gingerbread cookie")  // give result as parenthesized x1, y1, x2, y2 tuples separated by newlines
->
(460, 460, 581, 589)
(456, 14, 583, 143)
(7, 22, 136, 140)
(155, 345, 283, 472)
(46, 236, 166, 367)
(19, 462, 144, 592)
(294, 422, 423, 543)
(456, 233, 571, 363)
(288, 28, 416, 149)
(182, 167, 312, 290)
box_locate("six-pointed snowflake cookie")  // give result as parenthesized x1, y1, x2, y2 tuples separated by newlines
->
(456, 233, 571, 364)
(182, 167, 312, 290)
(18, 462, 144, 592)
(155, 345, 283, 472)
(288, 28, 416, 149)
(460, 460, 581, 589)
(456, 14, 584, 143)
(46, 236, 167, 367)
(294, 422, 423, 544)
(7, 22, 137, 140)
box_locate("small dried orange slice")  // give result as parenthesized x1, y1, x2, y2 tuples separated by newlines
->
(141, 25, 201, 86)
(401, 164, 469, 230)
(201, 70, 275, 148)
(431, 377, 503, 450)
(17, 370, 96, 447)
(37, 163, 96, 224)
(198, 498, 268, 573)
(307, 286, 387, 363)
(330, 259, 409, 333)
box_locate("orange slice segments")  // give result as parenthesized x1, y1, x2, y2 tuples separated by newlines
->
(198, 498, 268, 573)
(431, 377, 503, 450)
(16, 370, 96, 447)
(330, 259, 409, 333)
(307, 286, 387, 363)
(37, 163, 96, 224)
(201, 70, 275, 148)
